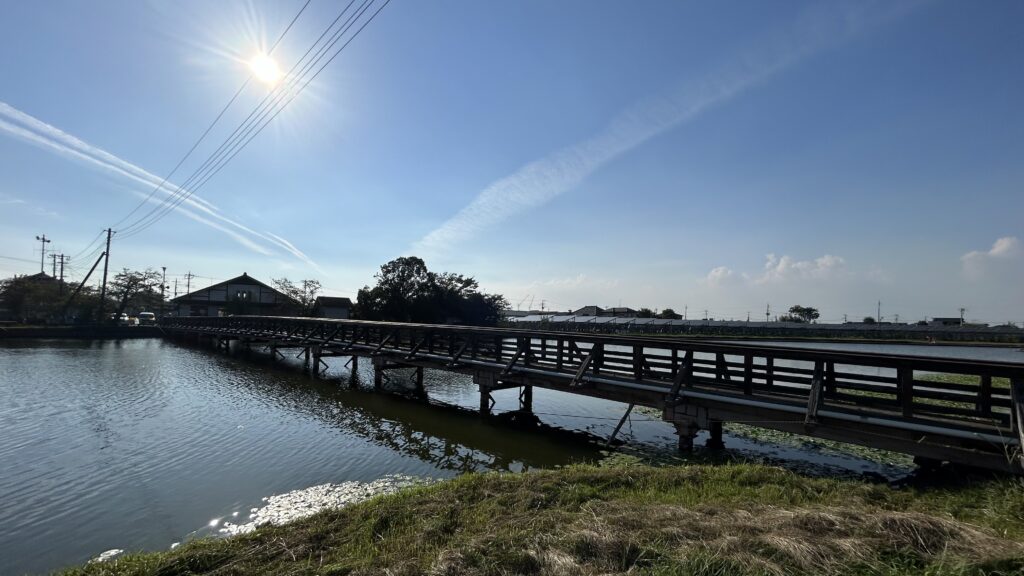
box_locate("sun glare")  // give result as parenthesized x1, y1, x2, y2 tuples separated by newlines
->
(248, 53, 282, 85)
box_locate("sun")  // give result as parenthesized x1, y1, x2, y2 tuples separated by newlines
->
(248, 53, 282, 85)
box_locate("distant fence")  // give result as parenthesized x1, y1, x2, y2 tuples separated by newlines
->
(503, 317, 1024, 342)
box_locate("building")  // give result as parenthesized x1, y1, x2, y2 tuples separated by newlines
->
(930, 317, 963, 327)
(313, 296, 353, 319)
(603, 307, 638, 317)
(573, 305, 604, 316)
(169, 273, 292, 317)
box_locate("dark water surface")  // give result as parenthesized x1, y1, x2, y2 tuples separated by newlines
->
(4, 338, 1009, 574)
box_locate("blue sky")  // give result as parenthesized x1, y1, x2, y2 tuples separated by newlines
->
(1, 0, 1021, 323)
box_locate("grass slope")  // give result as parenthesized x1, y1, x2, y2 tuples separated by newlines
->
(64, 464, 1024, 576)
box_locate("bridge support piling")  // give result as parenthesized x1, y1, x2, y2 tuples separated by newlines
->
(674, 420, 700, 453)
(706, 421, 725, 450)
(373, 356, 384, 390)
(519, 385, 533, 413)
(474, 372, 496, 417)
(312, 345, 323, 379)
(414, 366, 425, 395)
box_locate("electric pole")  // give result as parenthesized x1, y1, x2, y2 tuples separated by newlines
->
(877, 300, 881, 323)
(683, 305, 687, 320)
(160, 267, 167, 318)
(50, 253, 57, 277)
(97, 228, 113, 323)
(173, 278, 178, 299)
(185, 271, 194, 295)
(35, 234, 51, 273)
(960, 307, 966, 326)
(765, 303, 770, 322)
(55, 254, 68, 294)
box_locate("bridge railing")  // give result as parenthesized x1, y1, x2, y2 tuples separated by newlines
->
(163, 315, 1024, 448)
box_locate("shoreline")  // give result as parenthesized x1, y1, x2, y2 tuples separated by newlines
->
(62, 463, 1024, 575)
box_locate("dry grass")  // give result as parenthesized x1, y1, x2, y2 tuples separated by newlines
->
(63, 464, 1024, 576)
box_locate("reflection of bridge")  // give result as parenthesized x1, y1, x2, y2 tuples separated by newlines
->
(163, 316, 1024, 473)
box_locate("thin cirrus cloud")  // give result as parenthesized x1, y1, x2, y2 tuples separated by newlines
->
(413, 1, 923, 257)
(0, 100, 318, 267)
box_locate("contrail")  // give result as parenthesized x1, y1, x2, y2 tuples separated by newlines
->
(414, 1, 922, 256)
(0, 101, 318, 266)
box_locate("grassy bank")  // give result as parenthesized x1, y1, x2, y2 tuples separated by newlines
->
(64, 463, 1024, 576)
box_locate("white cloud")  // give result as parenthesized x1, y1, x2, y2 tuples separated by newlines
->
(414, 1, 919, 256)
(0, 101, 317, 267)
(701, 266, 740, 288)
(756, 253, 847, 284)
(961, 236, 1021, 280)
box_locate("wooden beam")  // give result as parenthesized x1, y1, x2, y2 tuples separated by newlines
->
(606, 403, 635, 447)
(570, 352, 594, 388)
(805, 361, 825, 429)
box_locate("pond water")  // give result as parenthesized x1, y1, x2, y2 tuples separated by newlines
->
(3, 337, 1011, 574)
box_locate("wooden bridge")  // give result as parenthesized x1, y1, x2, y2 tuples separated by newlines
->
(162, 316, 1024, 473)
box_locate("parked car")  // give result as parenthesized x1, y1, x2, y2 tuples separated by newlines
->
(117, 313, 129, 326)
(137, 312, 156, 326)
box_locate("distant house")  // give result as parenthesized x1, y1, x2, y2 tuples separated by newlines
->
(573, 305, 604, 316)
(313, 296, 353, 319)
(603, 307, 637, 317)
(929, 317, 963, 327)
(169, 273, 292, 317)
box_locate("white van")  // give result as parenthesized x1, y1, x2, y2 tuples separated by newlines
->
(137, 312, 156, 326)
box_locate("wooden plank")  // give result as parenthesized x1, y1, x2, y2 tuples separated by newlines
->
(571, 352, 594, 387)
(1011, 378, 1024, 465)
(898, 366, 914, 418)
(805, 361, 824, 429)
(978, 375, 993, 416)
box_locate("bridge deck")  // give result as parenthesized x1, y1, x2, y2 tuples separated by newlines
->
(163, 316, 1024, 473)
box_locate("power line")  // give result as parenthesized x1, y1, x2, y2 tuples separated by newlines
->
(118, 0, 390, 239)
(116, 0, 355, 238)
(109, 0, 313, 232)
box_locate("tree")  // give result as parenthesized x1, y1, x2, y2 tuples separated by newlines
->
(782, 305, 820, 324)
(355, 256, 508, 326)
(110, 268, 163, 319)
(272, 278, 322, 316)
(862, 316, 877, 324)
(658, 308, 682, 320)
(637, 308, 655, 318)
(0, 274, 64, 323)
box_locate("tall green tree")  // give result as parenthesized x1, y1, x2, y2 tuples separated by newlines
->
(355, 257, 508, 325)
(780, 305, 820, 323)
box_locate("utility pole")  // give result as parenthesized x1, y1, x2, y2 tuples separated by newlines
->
(185, 271, 195, 295)
(56, 254, 68, 294)
(51, 253, 58, 277)
(877, 300, 881, 323)
(843, 313, 848, 323)
(703, 309, 708, 321)
(683, 305, 687, 320)
(35, 234, 51, 273)
(97, 228, 113, 323)
(960, 307, 966, 326)
(160, 266, 167, 318)
(765, 303, 770, 322)
(173, 278, 179, 299)
(746, 311, 750, 322)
